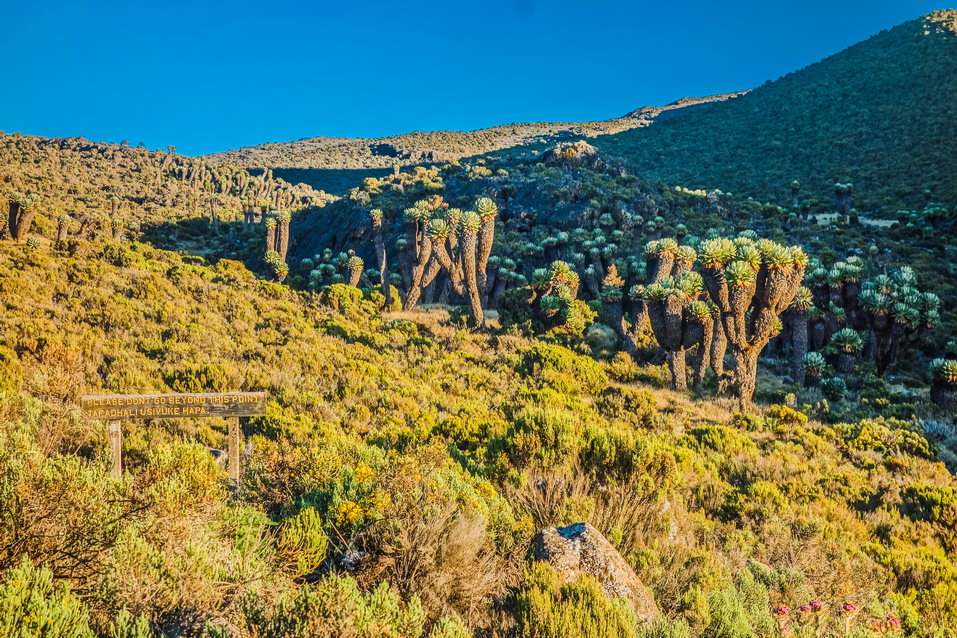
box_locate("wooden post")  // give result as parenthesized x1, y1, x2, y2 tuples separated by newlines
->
(108, 420, 122, 477)
(228, 418, 242, 489)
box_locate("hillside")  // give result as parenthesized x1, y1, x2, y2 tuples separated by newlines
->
(0, 133, 335, 238)
(2, 233, 957, 636)
(202, 93, 744, 195)
(596, 10, 957, 211)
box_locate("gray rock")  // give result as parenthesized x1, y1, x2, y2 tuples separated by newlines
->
(533, 522, 660, 624)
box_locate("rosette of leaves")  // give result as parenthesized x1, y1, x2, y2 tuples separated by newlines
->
(929, 358, 957, 412)
(831, 328, 863, 373)
(820, 376, 847, 400)
(801, 352, 827, 386)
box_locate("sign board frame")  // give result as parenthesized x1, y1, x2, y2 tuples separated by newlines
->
(80, 392, 268, 486)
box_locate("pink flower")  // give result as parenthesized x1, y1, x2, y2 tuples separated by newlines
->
(842, 602, 858, 612)
(799, 605, 812, 612)
(886, 616, 901, 628)
(809, 600, 823, 610)
(775, 606, 791, 615)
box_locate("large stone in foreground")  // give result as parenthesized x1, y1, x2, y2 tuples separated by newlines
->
(533, 522, 660, 624)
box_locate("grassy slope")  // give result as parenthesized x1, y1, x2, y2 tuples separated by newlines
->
(596, 10, 957, 211)
(1, 235, 956, 636)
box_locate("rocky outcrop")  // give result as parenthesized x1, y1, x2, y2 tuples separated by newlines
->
(533, 522, 660, 624)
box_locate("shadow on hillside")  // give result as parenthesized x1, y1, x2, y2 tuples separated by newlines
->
(138, 217, 261, 266)
(268, 168, 393, 197)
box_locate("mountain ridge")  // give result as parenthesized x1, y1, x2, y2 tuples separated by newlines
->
(202, 91, 746, 172)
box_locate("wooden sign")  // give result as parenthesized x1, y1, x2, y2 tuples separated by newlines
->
(80, 392, 267, 420)
(79, 392, 267, 486)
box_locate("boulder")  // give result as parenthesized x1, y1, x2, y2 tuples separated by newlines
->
(533, 522, 660, 624)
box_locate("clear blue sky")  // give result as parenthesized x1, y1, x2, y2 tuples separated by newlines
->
(0, 1, 948, 156)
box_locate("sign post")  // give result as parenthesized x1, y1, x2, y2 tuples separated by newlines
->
(80, 392, 268, 487)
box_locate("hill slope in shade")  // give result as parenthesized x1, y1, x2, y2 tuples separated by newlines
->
(596, 10, 957, 211)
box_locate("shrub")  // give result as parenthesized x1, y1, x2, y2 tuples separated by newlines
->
(0, 557, 95, 638)
(515, 344, 608, 395)
(321, 283, 376, 316)
(687, 425, 756, 456)
(834, 418, 933, 460)
(0, 347, 22, 395)
(819, 376, 847, 400)
(514, 562, 639, 638)
(509, 406, 583, 467)
(277, 506, 329, 578)
(901, 483, 957, 526)
(240, 574, 466, 637)
(595, 386, 656, 427)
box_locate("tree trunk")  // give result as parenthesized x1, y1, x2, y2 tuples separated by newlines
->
(461, 232, 485, 329)
(348, 268, 362, 288)
(692, 320, 714, 393)
(56, 220, 69, 244)
(931, 384, 957, 414)
(491, 276, 509, 308)
(7, 201, 21, 239)
(403, 234, 434, 311)
(836, 352, 856, 374)
(667, 349, 687, 392)
(277, 221, 290, 263)
(711, 316, 729, 392)
(476, 218, 495, 296)
(373, 224, 390, 309)
(733, 348, 761, 411)
(791, 310, 808, 385)
(12, 207, 37, 242)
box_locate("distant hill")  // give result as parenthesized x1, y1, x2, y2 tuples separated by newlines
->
(595, 10, 957, 211)
(0, 133, 332, 236)
(202, 93, 744, 194)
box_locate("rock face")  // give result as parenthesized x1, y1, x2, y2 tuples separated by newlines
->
(533, 522, 660, 624)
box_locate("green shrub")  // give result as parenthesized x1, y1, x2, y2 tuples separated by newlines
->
(834, 418, 933, 459)
(595, 387, 656, 426)
(322, 283, 376, 316)
(514, 562, 639, 638)
(703, 587, 753, 638)
(686, 425, 756, 456)
(240, 574, 464, 637)
(277, 506, 329, 578)
(515, 344, 608, 395)
(509, 406, 583, 467)
(0, 557, 94, 638)
(901, 483, 957, 526)
(0, 347, 22, 395)
(163, 362, 232, 393)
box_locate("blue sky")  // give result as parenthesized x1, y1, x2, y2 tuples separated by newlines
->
(0, 1, 948, 155)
